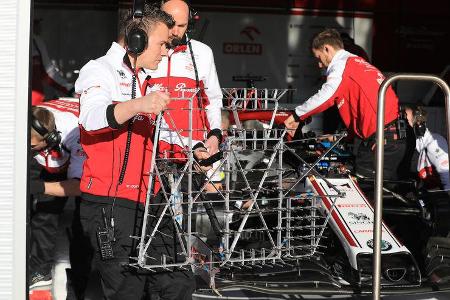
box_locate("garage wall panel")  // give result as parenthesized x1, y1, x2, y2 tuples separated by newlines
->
(0, 0, 30, 299)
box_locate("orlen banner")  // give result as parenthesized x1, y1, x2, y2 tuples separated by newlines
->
(195, 8, 373, 102)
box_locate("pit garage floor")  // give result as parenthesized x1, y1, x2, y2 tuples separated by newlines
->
(46, 198, 450, 300)
(47, 198, 102, 300)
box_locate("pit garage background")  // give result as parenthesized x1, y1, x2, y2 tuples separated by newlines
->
(0, 0, 449, 299)
(34, 0, 450, 134)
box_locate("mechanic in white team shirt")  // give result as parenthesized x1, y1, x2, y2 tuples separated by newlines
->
(148, 0, 223, 173)
(31, 98, 84, 193)
(29, 98, 86, 292)
(404, 105, 450, 190)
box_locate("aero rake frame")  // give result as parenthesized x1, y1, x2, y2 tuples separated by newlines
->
(134, 87, 344, 277)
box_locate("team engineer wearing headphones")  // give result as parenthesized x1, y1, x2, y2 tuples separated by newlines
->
(149, 0, 224, 239)
(149, 0, 223, 163)
(74, 0, 224, 297)
(75, 4, 197, 299)
(404, 106, 450, 190)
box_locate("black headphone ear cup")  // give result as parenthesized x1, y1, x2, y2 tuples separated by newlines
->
(44, 130, 62, 149)
(126, 27, 148, 55)
(31, 116, 49, 137)
(187, 6, 197, 33)
(413, 123, 426, 137)
(31, 114, 61, 149)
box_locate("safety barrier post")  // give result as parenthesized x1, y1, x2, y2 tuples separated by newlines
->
(373, 74, 450, 299)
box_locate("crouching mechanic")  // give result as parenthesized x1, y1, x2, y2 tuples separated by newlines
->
(284, 28, 406, 180)
(75, 5, 195, 299)
(405, 106, 450, 190)
(29, 98, 86, 294)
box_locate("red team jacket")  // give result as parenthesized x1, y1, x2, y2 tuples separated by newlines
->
(147, 38, 223, 157)
(75, 43, 158, 204)
(294, 50, 399, 140)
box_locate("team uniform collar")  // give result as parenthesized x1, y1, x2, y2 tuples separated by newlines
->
(326, 49, 347, 74)
(105, 42, 147, 76)
(169, 34, 191, 55)
(107, 42, 127, 59)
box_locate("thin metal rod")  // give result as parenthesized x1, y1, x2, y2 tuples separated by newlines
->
(187, 88, 197, 260)
(283, 133, 347, 197)
(223, 140, 283, 262)
(278, 137, 284, 255)
(154, 166, 187, 255)
(138, 113, 163, 266)
(373, 73, 450, 300)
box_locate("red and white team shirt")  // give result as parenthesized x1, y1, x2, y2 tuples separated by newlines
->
(294, 49, 399, 140)
(416, 129, 450, 190)
(34, 98, 84, 179)
(147, 38, 223, 152)
(75, 42, 157, 203)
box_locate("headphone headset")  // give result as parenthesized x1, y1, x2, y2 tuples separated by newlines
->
(187, 2, 198, 33)
(31, 115, 61, 150)
(126, 0, 147, 56)
(413, 106, 427, 137)
(159, 0, 197, 34)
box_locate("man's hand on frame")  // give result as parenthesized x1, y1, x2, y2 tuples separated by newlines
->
(193, 147, 212, 172)
(284, 114, 300, 138)
(204, 135, 219, 155)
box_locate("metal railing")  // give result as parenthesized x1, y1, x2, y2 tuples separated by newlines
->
(373, 74, 450, 299)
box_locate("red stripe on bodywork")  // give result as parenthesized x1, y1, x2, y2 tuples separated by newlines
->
(311, 179, 357, 247)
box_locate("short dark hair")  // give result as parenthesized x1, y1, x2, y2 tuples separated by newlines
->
(311, 28, 344, 50)
(31, 106, 55, 138)
(119, 4, 175, 44)
(413, 106, 427, 124)
(403, 104, 428, 125)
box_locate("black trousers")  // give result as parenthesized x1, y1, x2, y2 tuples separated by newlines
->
(354, 136, 407, 181)
(79, 193, 195, 300)
(67, 197, 94, 300)
(29, 161, 68, 276)
(28, 160, 93, 298)
(29, 195, 68, 275)
(29, 195, 94, 299)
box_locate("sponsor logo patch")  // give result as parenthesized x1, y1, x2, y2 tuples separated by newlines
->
(347, 212, 371, 225)
(223, 26, 263, 55)
(366, 238, 392, 251)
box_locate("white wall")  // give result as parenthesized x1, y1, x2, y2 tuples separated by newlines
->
(196, 9, 373, 102)
(0, 0, 30, 299)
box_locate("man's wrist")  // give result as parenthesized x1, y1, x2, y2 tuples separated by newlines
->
(193, 142, 206, 151)
(130, 97, 143, 115)
(106, 104, 121, 129)
(292, 112, 301, 122)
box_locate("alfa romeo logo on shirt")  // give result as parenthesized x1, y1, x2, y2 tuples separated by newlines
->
(175, 82, 186, 91)
(366, 239, 392, 251)
(116, 70, 126, 79)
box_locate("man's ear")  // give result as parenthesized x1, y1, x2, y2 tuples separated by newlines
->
(323, 45, 330, 54)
